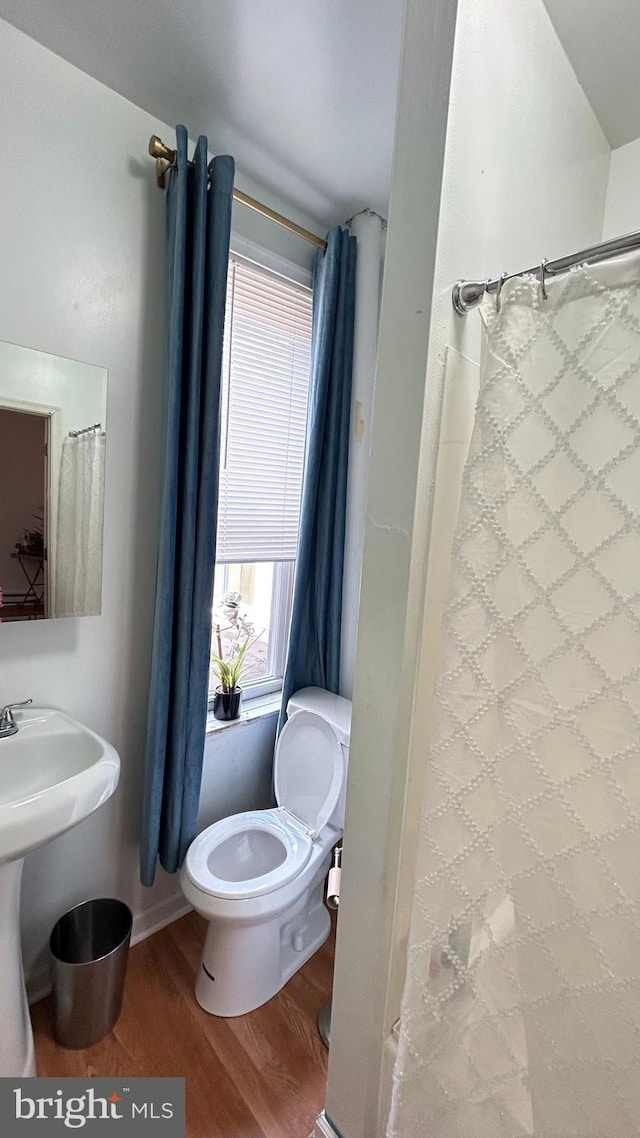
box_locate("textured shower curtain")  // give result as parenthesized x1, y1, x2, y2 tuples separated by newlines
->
(54, 429, 105, 616)
(389, 258, 640, 1138)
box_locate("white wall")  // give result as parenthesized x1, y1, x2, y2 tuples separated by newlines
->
(603, 136, 640, 238)
(324, 1, 460, 1134)
(324, 1, 611, 1135)
(0, 340, 106, 438)
(0, 17, 324, 993)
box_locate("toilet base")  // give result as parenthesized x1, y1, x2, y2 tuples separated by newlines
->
(194, 879, 331, 1017)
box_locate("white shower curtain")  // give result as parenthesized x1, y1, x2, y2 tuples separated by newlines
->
(389, 257, 640, 1138)
(54, 429, 105, 617)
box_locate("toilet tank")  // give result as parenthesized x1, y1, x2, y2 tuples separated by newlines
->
(286, 687, 352, 830)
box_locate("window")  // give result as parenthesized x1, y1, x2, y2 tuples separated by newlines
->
(210, 250, 313, 702)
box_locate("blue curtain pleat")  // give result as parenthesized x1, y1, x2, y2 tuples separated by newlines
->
(277, 226, 357, 732)
(141, 126, 234, 886)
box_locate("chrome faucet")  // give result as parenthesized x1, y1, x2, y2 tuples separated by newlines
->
(0, 700, 33, 739)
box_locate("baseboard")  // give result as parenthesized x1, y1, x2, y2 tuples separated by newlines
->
(313, 1112, 343, 1138)
(130, 891, 192, 947)
(312, 1032, 397, 1138)
(27, 967, 52, 1008)
(378, 1029, 399, 1136)
(27, 890, 192, 1006)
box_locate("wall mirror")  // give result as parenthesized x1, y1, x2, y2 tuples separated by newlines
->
(0, 340, 107, 622)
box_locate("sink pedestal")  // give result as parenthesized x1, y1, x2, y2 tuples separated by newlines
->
(0, 706, 121, 1076)
(0, 859, 36, 1077)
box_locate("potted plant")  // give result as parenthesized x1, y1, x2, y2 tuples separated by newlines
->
(14, 507, 45, 559)
(210, 592, 259, 721)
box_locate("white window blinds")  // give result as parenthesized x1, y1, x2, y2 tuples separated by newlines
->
(216, 254, 313, 564)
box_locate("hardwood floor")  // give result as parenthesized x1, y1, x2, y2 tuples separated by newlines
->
(32, 911, 334, 1138)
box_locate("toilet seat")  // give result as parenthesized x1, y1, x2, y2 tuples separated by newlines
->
(274, 709, 344, 836)
(184, 707, 344, 902)
(184, 809, 312, 900)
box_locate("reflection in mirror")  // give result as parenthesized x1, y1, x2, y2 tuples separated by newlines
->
(0, 341, 107, 622)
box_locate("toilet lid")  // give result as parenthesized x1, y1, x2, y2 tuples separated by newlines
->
(274, 709, 344, 837)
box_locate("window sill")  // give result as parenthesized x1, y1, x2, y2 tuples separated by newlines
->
(205, 691, 282, 735)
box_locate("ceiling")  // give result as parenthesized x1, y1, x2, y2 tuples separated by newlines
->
(0, 0, 405, 228)
(10, 1, 638, 224)
(543, 0, 640, 148)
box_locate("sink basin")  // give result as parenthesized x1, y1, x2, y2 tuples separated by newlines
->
(0, 708, 120, 1077)
(0, 708, 120, 862)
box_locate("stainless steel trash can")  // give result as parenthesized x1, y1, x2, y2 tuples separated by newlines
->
(49, 898, 132, 1049)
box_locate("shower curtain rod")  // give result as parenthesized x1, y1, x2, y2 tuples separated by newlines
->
(68, 423, 102, 437)
(452, 226, 640, 315)
(148, 136, 327, 252)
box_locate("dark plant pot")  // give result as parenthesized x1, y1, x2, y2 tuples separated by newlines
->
(213, 686, 242, 721)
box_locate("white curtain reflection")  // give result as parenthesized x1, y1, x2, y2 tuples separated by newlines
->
(54, 429, 105, 617)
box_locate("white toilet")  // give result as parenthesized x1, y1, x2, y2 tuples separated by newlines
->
(180, 686, 351, 1017)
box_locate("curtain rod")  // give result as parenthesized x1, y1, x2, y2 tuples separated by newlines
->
(148, 136, 327, 253)
(452, 227, 640, 315)
(68, 423, 102, 437)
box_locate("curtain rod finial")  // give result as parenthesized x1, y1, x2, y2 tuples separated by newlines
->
(148, 135, 176, 163)
(148, 135, 176, 188)
(452, 279, 487, 316)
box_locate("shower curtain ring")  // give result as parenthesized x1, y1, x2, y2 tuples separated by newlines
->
(539, 259, 549, 300)
(495, 272, 508, 313)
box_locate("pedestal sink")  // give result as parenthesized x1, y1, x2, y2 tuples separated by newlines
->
(0, 707, 120, 1077)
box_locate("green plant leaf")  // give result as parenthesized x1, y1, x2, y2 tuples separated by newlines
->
(210, 626, 263, 693)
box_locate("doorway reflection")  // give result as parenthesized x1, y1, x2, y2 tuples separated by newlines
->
(0, 407, 47, 620)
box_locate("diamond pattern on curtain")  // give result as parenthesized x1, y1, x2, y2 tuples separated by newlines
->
(389, 261, 640, 1138)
